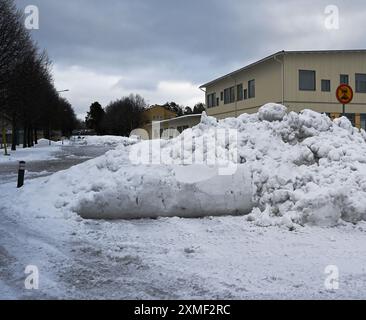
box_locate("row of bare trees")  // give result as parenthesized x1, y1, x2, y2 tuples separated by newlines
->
(85, 94, 147, 136)
(0, 0, 77, 151)
(85, 98, 206, 136)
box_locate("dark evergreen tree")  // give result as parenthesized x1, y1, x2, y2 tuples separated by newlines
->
(85, 102, 105, 135)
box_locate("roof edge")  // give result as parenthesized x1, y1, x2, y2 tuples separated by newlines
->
(199, 49, 366, 89)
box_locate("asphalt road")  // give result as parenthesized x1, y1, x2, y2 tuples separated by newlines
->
(0, 145, 111, 185)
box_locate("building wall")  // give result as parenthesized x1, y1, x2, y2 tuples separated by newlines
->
(205, 58, 282, 119)
(141, 105, 177, 124)
(283, 52, 366, 114)
(159, 115, 201, 131)
(142, 115, 202, 140)
(141, 106, 177, 138)
(202, 51, 366, 129)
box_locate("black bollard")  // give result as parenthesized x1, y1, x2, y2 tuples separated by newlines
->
(17, 161, 26, 188)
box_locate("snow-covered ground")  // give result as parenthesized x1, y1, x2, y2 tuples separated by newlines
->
(0, 139, 63, 163)
(2, 104, 366, 299)
(2, 194, 366, 299)
(70, 135, 139, 147)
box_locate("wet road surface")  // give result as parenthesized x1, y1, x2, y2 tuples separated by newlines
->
(0, 145, 111, 185)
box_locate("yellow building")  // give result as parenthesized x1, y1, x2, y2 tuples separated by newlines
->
(158, 114, 202, 139)
(141, 105, 178, 138)
(200, 50, 366, 129)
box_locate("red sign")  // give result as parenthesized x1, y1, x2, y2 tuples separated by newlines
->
(336, 84, 353, 105)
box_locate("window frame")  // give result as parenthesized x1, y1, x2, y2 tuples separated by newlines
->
(237, 84, 243, 101)
(356, 73, 366, 93)
(299, 70, 316, 91)
(243, 89, 248, 100)
(321, 79, 331, 92)
(224, 88, 230, 104)
(248, 79, 255, 99)
(207, 93, 216, 108)
(340, 74, 349, 85)
(224, 87, 235, 104)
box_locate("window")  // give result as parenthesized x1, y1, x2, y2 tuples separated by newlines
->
(230, 87, 235, 102)
(340, 74, 349, 85)
(224, 87, 235, 104)
(299, 70, 316, 91)
(220, 92, 224, 101)
(248, 80, 255, 98)
(216, 97, 219, 107)
(207, 93, 216, 108)
(321, 80, 331, 92)
(224, 89, 230, 104)
(243, 89, 248, 100)
(237, 84, 243, 101)
(356, 74, 366, 93)
(361, 114, 366, 130)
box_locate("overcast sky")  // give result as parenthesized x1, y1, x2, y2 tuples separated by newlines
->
(15, 0, 366, 118)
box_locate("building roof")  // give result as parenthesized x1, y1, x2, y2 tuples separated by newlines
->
(156, 113, 202, 125)
(199, 49, 366, 89)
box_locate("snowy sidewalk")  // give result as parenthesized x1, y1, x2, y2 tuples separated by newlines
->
(0, 139, 62, 164)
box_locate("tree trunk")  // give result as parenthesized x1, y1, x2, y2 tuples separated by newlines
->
(31, 127, 34, 147)
(11, 119, 17, 151)
(27, 127, 33, 147)
(44, 127, 50, 140)
(23, 127, 27, 148)
(34, 129, 38, 144)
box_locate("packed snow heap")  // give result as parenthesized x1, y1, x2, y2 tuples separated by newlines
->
(10, 103, 366, 227)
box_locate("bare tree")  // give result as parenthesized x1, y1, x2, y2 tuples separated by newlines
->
(0, 0, 78, 151)
(102, 94, 147, 136)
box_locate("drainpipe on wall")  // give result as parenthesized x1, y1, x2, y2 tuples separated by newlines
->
(274, 51, 285, 105)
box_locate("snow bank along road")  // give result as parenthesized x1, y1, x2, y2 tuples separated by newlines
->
(2, 104, 366, 299)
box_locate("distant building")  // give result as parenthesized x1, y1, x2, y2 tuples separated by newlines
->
(200, 50, 366, 129)
(158, 114, 202, 139)
(141, 105, 178, 138)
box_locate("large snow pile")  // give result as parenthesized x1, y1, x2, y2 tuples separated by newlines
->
(6, 103, 366, 227)
(127, 103, 366, 227)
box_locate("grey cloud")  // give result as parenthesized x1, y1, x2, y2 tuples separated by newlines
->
(14, 0, 366, 116)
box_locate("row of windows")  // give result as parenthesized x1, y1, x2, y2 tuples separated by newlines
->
(299, 70, 366, 93)
(207, 71, 366, 108)
(207, 80, 255, 108)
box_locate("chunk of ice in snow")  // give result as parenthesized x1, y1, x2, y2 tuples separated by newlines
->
(258, 103, 287, 122)
(75, 165, 253, 219)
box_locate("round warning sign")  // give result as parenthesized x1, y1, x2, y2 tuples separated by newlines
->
(336, 84, 354, 105)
